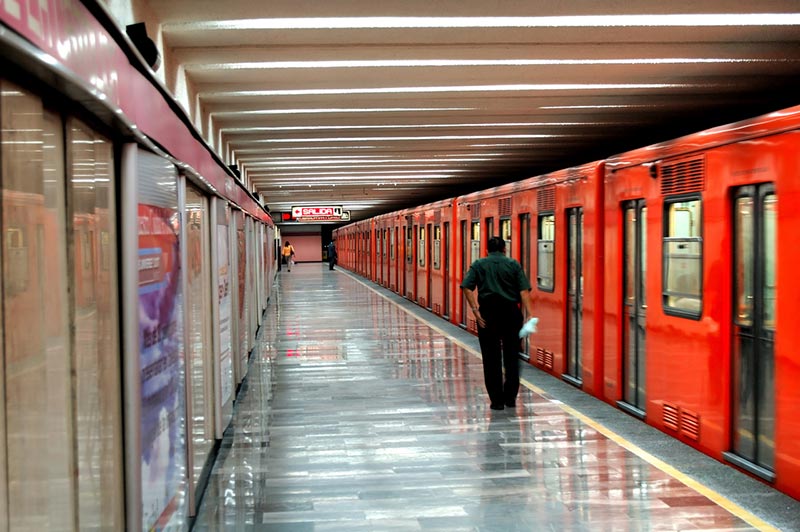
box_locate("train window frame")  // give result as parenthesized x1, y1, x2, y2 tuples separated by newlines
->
(662, 194, 703, 319)
(406, 225, 413, 264)
(433, 225, 441, 270)
(500, 218, 512, 258)
(418, 225, 426, 267)
(537, 212, 555, 292)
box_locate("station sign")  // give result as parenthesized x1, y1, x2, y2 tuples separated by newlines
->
(291, 205, 349, 222)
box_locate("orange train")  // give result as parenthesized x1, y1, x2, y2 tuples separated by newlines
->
(334, 104, 800, 501)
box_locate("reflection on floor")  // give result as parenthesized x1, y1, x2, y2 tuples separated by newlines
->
(194, 263, 794, 531)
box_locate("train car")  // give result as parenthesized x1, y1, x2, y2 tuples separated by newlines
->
(604, 106, 800, 500)
(424, 199, 456, 320)
(455, 185, 514, 333)
(373, 214, 388, 288)
(511, 162, 606, 397)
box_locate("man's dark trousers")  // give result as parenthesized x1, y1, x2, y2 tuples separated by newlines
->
(476, 298, 523, 407)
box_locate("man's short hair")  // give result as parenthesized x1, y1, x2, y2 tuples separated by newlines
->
(487, 236, 505, 253)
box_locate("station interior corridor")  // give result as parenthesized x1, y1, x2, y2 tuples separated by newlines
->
(193, 264, 799, 531)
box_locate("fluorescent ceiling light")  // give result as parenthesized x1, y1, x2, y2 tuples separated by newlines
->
(210, 83, 694, 97)
(244, 157, 495, 166)
(540, 104, 659, 109)
(249, 163, 476, 171)
(213, 107, 474, 116)
(249, 170, 467, 177)
(198, 58, 782, 70)
(238, 134, 563, 144)
(222, 122, 595, 133)
(178, 14, 800, 31)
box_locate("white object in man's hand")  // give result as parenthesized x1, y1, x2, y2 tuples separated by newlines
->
(519, 317, 539, 338)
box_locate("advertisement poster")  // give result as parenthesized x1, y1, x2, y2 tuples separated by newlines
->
(138, 203, 186, 530)
(217, 224, 233, 404)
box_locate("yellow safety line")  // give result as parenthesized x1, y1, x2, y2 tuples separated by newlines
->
(343, 270, 778, 532)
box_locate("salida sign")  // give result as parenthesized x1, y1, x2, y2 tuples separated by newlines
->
(291, 206, 347, 221)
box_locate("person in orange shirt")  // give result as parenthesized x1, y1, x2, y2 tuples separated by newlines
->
(282, 241, 295, 272)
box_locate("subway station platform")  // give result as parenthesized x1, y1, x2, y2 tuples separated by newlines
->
(194, 264, 800, 531)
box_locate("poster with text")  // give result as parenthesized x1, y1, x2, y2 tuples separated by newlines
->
(138, 203, 186, 530)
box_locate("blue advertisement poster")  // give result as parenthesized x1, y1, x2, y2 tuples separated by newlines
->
(138, 203, 186, 530)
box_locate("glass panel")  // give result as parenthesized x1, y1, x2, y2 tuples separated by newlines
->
(537, 214, 555, 290)
(185, 185, 214, 489)
(663, 200, 702, 313)
(2, 84, 74, 530)
(406, 226, 412, 263)
(664, 240, 702, 311)
(735, 197, 754, 326)
(69, 119, 124, 529)
(762, 195, 777, 329)
(390, 228, 395, 260)
(470, 221, 481, 263)
(136, 149, 187, 529)
(640, 206, 648, 307)
(624, 208, 636, 304)
(433, 225, 441, 270)
(519, 214, 531, 278)
(418, 226, 425, 267)
(733, 334, 756, 460)
(501, 218, 512, 257)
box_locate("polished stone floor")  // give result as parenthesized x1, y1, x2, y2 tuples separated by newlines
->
(194, 264, 799, 531)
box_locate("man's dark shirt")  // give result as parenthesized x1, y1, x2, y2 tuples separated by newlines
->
(460, 251, 531, 305)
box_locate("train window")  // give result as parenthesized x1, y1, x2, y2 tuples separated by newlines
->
(500, 218, 512, 257)
(763, 194, 777, 329)
(663, 197, 703, 317)
(418, 226, 425, 267)
(406, 226, 413, 264)
(433, 225, 441, 270)
(470, 221, 481, 264)
(390, 228, 396, 260)
(537, 213, 555, 291)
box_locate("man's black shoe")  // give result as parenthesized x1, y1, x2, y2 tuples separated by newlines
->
(490, 403, 504, 411)
(505, 401, 516, 408)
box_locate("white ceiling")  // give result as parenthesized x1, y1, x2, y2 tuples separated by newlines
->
(148, 0, 800, 222)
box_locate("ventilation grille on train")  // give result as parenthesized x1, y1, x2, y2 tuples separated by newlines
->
(681, 408, 700, 441)
(537, 187, 555, 211)
(418, 296, 426, 308)
(662, 403, 700, 441)
(663, 402, 680, 431)
(660, 156, 705, 196)
(535, 348, 554, 369)
(471, 202, 481, 219)
(499, 197, 512, 217)
(433, 303, 441, 315)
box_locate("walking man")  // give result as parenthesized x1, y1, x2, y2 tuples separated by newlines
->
(327, 240, 337, 271)
(461, 236, 536, 410)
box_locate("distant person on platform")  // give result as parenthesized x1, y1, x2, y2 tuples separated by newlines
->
(327, 240, 338, 271)
(460, 236, 538, 411)
(282, 241, 295, 272)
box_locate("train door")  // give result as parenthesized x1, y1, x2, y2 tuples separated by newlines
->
(460, 220, 469, 327)
(621, 200, 647, 415)
(565, 208, 584, 384)
(519, 213, 532, 359)
(443, 222, 450, 318)
(426, 224, 432, 309)
(727, 185, 777, 478)
(391, 227, 397, 291)
(405, 221, 414, 299)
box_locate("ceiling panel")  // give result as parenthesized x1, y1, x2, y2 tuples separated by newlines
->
(147, 0, 800, 221)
